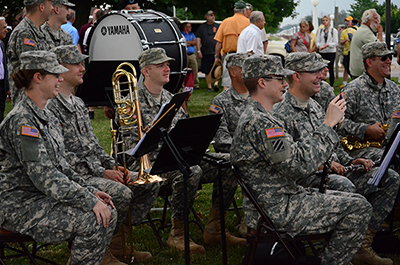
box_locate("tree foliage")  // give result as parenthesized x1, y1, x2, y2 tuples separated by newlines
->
(1, 0, 298, 32)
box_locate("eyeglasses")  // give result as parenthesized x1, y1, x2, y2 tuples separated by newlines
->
(298, 69, 324, 75)
(378, 54, 393, 62)
(263, 76, 286, 84)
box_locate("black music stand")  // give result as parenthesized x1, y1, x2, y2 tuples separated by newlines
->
(132, 114, 222, 265)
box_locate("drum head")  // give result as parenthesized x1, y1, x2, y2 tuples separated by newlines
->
(77, 10, 187, 107)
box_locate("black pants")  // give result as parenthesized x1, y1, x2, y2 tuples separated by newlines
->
(321, 52, 336, 87)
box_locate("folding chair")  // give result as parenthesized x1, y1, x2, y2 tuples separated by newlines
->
(143, 186, 204, 247)
(0, 227, 58, 265)
(232, 166, 330, 265)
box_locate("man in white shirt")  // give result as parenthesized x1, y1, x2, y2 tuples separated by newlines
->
(237, 11, 265, 55)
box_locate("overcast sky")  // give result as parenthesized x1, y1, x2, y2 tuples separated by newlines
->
(280, 0, 396, 27)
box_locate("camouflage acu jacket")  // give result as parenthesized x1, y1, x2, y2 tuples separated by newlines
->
(338, 72, 400, 139)
(0, 95, 98, 233)
(231, 98, 339, 235)
(208, 87, 248, 153)
(312, 81, 335, 111)
(47, 94, 115, 178)
(41, 22, 74, 48)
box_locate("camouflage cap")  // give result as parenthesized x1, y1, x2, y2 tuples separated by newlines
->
(23, 0, 46, 6)
(20, 51, 68, 74)
(285, 52, 327, 72)
(139, 48, 175, 69)
(225, 53, 251, 69)
(242, 55, 294, 79)
(361, 41, 394, 60)
(234, 0, 246, 9)
(52, 0, 75, 6)
(50, 45, 88, 64)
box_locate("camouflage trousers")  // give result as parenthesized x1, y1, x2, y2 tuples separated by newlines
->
(127, 176, 160, 226)
(349, 147, 383, 161)
(346, 167, 400, 230)
(300, 173, 356, 193)
(200, 153, 238, 211)
(159, 165, 202, 222)
(295, 189, 372, 265)
(85, 177, 133, 234)
(24, 202, 117, 265)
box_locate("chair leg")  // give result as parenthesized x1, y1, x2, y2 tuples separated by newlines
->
(231, 199, 242, 223)
(146, 213, 164, 248)
(18, 242, 39, 265)
(189, 207, 204, 233)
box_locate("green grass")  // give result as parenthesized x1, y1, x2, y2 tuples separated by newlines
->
(2, 76, 400, 264)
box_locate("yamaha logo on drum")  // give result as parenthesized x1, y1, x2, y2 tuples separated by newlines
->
(101, 25, 130, 36)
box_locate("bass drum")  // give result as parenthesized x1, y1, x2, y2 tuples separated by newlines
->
(76, 10, 187, 106)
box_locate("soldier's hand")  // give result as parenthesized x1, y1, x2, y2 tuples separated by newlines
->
(331, 161, 346, 175)
(94, 191, 115, 209)
(104, 169, 125, 184)
(103, 107, 114, 120)
(324, 95, 346, 128)
(351, 158, 374, 171)
(93, 200, 111, 228)
(365, 122, 386, 140)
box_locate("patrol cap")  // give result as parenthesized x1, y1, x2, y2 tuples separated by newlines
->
(50, 45, 88, 64)
(225, 53, 251, 69)
(52, 0, 75, 6)
(20, 51, 68, 74)
(139, 48, 175, 69)
(234, 0, 246, 9)
(205, 10, 215, 16)
(285, 52, 327, 72)
(344, 16, 353, 21)
(23, 0, 46, 6)
(242, 55, 294, 79)
(361, 41, 394, 60)
(315, 53, 330, 65)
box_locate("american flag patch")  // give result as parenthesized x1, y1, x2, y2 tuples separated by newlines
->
(392, 111, 400, 118)
(209, 104, 221, 114)
(340, 92, 348, 100)
(265, 127, 284, 138)
(21, 126, 39, 138)
(23, 38, 35, 47)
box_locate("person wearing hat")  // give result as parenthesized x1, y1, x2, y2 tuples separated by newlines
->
(0, 50, 119, 265)
(339, 42, 400, 162)
(196, 10, 220, 92)
(274, 52, 356, 192)
(231, 54, 372, 265)
(214, 0, 250, 90)
(312, 53, 335, 111)
(47, 44, 156, 263)
(123, 47, 205, 254)
(41, 0, 75, 48)
(274, 52, 399, 265)
(350, 9, 383, 79)
(340, 15, 358, 88)
(118, 0, 140, 10)
(7, 0, 54, 106)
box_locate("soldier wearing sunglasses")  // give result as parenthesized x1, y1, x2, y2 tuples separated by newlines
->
(338, 42, 399, 162)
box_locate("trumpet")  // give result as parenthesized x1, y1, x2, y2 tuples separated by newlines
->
(111, 62, 164, 185)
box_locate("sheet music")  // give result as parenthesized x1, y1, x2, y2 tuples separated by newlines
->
(368, 130, 400, 186)
(125, 103, 168, 156)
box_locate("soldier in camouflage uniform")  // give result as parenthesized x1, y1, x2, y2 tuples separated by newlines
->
(41, 0, 74, 48)
(311, 53, 335, 111)
(47, 45, 154, 262)
(0, 51, 118, 265)
(339, 42, 400, 161)
(7, 0, 54, 105)
(231, 54, 373, 265)
(124, 47, 205, 254)
(275, 52, 399, 265)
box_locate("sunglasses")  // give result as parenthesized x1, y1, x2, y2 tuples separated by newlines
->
(298, 69, 324, 75)
(378, 54, 393, 62)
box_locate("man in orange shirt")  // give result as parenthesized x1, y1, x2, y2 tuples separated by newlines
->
(214, 0, 249, 90)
